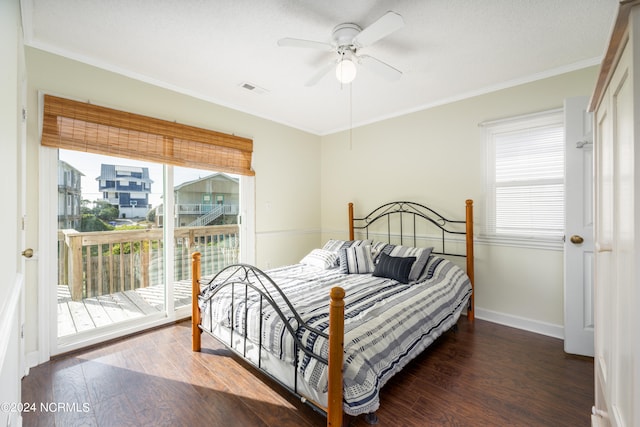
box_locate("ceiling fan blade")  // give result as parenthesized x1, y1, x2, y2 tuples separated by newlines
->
(358, 55, 402, 81)
(305, 62, 336, 86)
(353, 11, 404, 47)
(277, 38, 333, 51)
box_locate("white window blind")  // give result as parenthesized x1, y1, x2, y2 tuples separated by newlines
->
(484, 109, 564, 241)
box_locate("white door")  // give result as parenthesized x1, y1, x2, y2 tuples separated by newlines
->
(563, 96, 594, 356)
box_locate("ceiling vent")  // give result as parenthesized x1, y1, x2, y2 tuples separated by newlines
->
(239, 82, 268, 95)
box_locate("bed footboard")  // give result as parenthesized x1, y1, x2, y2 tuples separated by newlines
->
(191, 252, 345, 426)
(328, 287, 345, 427)
(192, 252, 202, 352)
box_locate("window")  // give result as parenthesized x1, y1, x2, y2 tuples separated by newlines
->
(483, 109, 564, 246)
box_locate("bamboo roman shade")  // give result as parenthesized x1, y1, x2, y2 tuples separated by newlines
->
(41, 94, 254, 176)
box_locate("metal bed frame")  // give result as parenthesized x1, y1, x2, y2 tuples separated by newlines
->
(192, 200, 474, 427)
(350, 201, 466, 256)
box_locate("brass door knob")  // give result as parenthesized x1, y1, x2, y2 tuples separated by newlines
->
(21, 248, 34, 258)
(570, 235, 584, 244)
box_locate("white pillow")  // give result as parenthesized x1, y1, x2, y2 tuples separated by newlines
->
(300, 249, 338, 269)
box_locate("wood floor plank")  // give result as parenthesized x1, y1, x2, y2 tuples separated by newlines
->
(20, 362, 55, 427)
(50, 361, 98, 427)
(92, 393, 139, 427)
(81, 359, 126, 405)
(23, 318, 593, 426)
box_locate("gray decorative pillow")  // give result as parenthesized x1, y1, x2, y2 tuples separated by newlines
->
(388, 245, 434, 283)
(408, 247, 433, 282)
(372, 252, 416, 284)
(339, 245, 375, 274)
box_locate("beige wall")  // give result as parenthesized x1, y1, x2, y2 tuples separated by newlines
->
(24, 48, 322, 355)
(320, 67, 598, 335)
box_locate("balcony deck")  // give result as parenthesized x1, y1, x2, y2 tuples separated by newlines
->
(57, 280, 192, 337)
(56, 223, 239, 337)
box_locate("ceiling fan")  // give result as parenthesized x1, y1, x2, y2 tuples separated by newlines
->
(277, 11, 405, 86)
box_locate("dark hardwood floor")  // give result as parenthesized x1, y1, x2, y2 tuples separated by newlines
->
(22, 318, 593, 427)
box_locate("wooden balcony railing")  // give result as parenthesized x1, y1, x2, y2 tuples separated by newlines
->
(58, 224, 239, 301)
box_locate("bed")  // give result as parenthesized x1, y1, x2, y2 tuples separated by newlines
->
(191, 200, 474, 426)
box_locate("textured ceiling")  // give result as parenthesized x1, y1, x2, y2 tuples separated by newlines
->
(21, 0, 619, 135)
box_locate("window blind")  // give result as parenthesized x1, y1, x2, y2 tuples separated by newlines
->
(485, 110, 564, 239)
(41, 94, 254, 176)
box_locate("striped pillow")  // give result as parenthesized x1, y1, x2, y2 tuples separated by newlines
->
(373, 252, 416, 284)
(339, 245, 375, 274)
(388, 245, 434, 283)
(348, 239, 373, 248)
(322, 239, 349, 253)
(323, 239, 372, 266)
(370, 241, 390, 263)
(300, 249, 338, 270)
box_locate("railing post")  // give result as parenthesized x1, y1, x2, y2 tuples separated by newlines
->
(58, 231, 68, 293)
(142, 239, 150, 288)
(64, 230, 84, 301)
(328, 287, 345, 427)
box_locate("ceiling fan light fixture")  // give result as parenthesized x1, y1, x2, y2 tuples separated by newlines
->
(336, 58, 357, 84)
(279, 11, 404, 86)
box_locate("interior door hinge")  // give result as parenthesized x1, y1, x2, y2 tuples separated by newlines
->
(22, 107, 27, 122)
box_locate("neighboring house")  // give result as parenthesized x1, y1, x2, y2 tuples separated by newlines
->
(156, 172, 239, 227)
(97, 164, 153, 219)
(57, 160, 83, 230)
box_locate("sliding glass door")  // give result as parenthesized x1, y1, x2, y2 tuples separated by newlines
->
(54, 149, 241, 351)
(171, 167, 240, 310)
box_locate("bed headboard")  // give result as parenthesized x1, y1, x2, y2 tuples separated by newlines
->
(349, 200, 474, 321)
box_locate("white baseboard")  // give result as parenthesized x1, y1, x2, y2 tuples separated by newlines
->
(475, 307, 564, 339)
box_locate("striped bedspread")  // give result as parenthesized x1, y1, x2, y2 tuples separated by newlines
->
(199, 255, 472, 416)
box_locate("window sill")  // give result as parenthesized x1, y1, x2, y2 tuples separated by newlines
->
(476, 234, 564, 251)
